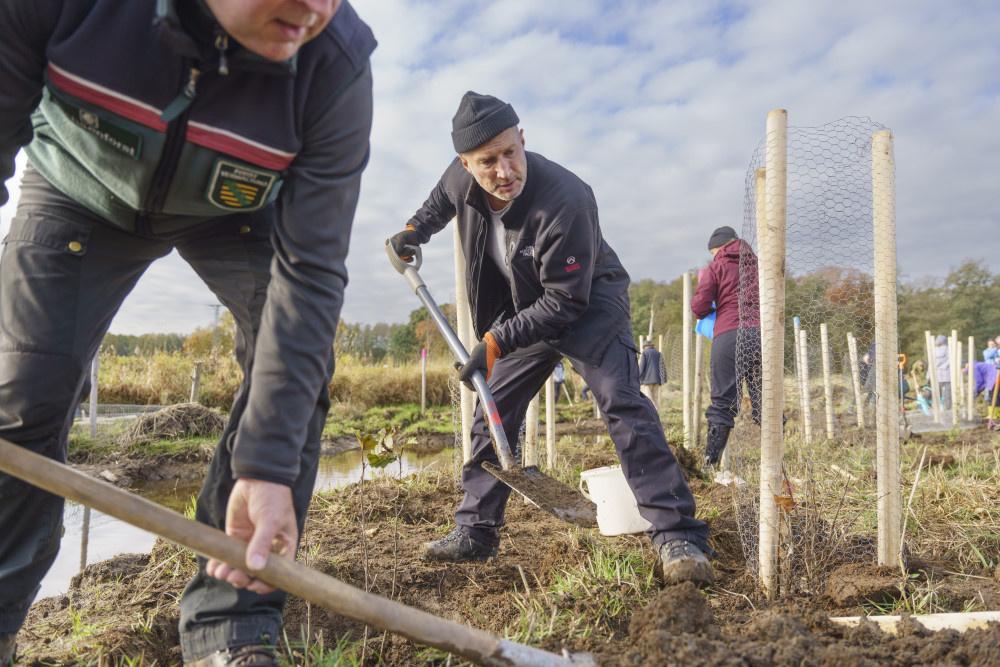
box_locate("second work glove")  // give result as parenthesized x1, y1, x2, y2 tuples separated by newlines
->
(457, 332, 501, 389)
(388, 225, 421, 262)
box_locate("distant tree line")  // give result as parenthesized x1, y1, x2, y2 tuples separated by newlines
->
(104, 260, 1000, 370)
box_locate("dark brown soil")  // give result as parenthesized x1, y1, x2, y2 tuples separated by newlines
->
(16, 421, 1000, 666)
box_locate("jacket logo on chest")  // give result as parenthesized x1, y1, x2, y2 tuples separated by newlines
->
(565, 255, 580, 272)
(207, 158, 277, 211)
(520, 246, 534, 258)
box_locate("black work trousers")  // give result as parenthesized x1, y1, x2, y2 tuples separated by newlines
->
(706, 327, 762, 428)
(455, 329, 709, 551)
(0, 166, 328, 657)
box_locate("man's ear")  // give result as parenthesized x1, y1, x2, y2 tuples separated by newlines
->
(459, 154, 471, 173)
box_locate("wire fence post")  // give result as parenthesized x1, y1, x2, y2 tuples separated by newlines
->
(847, 333, 865, 428)
(968, 336, 976, 422)
(89, 351, 100, 438)
(682, 272, 693, 449)
(189, 361, 202, 404)
(872, 129, 900, 567)
(758, 109, 787, 599)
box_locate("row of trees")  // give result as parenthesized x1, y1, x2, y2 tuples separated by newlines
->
(104, 260, 1000, 368)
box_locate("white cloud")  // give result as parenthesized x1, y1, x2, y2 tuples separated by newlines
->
(1, 0, 997, 334)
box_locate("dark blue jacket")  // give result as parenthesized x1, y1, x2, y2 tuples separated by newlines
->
(0, 0, 375, 485)
(407, 152, 633, 367)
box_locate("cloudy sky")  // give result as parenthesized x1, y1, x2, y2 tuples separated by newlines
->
(1, 0, 997, 335)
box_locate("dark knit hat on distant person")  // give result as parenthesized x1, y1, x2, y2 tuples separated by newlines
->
(451, 91, 519, 153)
(708, 226, 738, 250)
(643, 341, 653, 347)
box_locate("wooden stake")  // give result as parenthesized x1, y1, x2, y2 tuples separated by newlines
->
(524, 392, 540, 468)
(926, 330, 942, 425)
(847, 333, 865, 428)
(873, 129, 900, 566)
(545, 375, 556, 468)
(952, 332, 961, 424)
(453, 223, 475, 463)
(682, 272, 693, 449)
(757, 111, 787, 600)
(968, 336, 976, 422)
(820, 323, 835, 440)
(693, 334, 705, 451)
(89, 352, 99, 438)
(799, 329, 812, 445)
(190, 361, 202, 404)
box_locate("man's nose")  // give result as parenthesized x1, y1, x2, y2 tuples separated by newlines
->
(496, 158, 511, 179)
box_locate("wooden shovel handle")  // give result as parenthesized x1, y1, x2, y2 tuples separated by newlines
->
(0, 437, 581, 667)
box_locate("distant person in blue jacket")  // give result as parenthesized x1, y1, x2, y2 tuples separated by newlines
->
(984, 339, 999, 365)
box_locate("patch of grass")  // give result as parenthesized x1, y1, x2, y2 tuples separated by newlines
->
(323, 403, 452, 439)
(277, 628, 366, 667)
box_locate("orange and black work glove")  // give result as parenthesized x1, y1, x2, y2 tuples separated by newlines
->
(387, 225, 420, 262)
(457, 332, 501, 390)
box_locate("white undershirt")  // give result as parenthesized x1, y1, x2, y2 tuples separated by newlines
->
(486, 199, 513, 283)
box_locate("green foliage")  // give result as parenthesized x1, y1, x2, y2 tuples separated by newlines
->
(102, 332, 185, 356)
(628, 276, 687, 340)
(899, 260, 1000, 362)
(355, 426, 416, 469)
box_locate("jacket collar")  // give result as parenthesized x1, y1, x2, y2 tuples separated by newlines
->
(154, 0, 298, 75)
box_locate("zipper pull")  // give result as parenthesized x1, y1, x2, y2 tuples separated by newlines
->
(161, 67, 201, 122)
(215, 34, 229, 75)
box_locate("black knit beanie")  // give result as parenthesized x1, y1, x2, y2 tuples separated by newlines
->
(451, 91, 519, 153)
(707, 226, 737, 250)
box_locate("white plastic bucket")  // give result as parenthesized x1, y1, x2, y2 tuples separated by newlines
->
(579, 465, 652, 536)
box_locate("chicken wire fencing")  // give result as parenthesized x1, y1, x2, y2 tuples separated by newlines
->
(726, 116, 900, 597)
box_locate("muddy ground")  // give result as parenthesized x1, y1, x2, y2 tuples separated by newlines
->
(17, 418, 1000, 666)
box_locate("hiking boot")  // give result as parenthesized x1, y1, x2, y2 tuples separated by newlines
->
(659, 539, 714, 588)
(422, 527, 498, 563)
(0, 635, 14, 666)
(704, 422, 731, 466)
(184, 644, 278, 667)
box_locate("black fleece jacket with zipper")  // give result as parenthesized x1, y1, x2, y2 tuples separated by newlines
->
(407, 152, 632, 367)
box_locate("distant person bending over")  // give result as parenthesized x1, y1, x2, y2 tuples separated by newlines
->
(968, 361, 1000, 408)
(0, 1, 375, 664)
(388, 91, 714, 586)
(690, 226, 764, 467)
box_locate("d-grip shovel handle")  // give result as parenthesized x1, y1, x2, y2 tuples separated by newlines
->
(384, 240, 517, 471)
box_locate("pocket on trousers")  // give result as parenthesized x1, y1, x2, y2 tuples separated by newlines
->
(1, 213, 94, 350)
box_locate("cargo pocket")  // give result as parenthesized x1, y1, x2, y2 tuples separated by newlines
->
(1, 212, 92, 351)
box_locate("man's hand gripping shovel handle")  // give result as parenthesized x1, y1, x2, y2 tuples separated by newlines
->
(385, 240, 517, 471)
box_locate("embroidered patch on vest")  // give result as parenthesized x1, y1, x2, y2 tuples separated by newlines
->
(207, 159, 277, 211)
(52, 95, 142, 160)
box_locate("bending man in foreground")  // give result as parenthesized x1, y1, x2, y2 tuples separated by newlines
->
(389, 91, 714, 587)
(0, 1, 374, 664)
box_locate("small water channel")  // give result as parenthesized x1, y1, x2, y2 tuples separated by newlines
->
(40, 447, 457, 600)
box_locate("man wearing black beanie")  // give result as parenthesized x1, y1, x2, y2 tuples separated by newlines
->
(388, 91, 715, 587)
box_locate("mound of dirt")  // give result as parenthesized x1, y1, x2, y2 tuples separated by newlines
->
(116, 402, 226, 446)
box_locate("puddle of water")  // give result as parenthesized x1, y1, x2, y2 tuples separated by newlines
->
(39, 448, 457, 600)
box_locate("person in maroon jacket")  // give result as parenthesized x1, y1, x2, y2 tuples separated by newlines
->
(690, 226, 762, 466)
